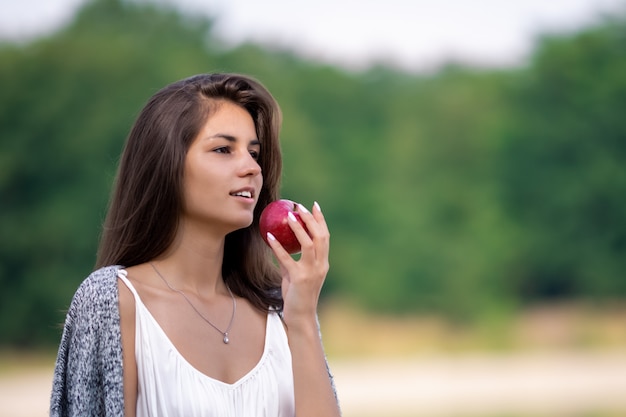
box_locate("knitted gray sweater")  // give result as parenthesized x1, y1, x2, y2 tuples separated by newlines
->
(50, 265, 125, 416)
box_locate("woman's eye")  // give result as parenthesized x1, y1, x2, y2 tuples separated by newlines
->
(249, 150, 260, 161)
(214, 147, 230, 154)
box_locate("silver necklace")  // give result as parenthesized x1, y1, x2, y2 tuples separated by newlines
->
(150, 262, 236, 344)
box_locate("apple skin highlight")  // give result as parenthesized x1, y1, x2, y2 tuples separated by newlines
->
(260, 199, 307, 254)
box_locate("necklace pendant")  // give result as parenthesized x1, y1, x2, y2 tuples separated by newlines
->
(223, 334, 230, 344)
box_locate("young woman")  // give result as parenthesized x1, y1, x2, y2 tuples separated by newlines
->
(50, 73, 341, 417)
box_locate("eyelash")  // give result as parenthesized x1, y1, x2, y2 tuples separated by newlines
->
(214, 147, 260, 161)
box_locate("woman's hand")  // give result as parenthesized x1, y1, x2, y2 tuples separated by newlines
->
(266, 201, 341, 417)
(265, 201, 330, 329)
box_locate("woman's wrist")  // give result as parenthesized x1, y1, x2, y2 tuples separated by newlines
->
(284, 313, 320, 339)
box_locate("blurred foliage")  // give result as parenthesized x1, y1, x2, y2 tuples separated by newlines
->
(1, 0, 625, 347)
(499, 19, 626, 301)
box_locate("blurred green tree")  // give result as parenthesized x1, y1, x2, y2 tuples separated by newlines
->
(499, 17, 626, 301)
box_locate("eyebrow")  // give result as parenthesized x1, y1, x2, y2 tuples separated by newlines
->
(206, 133, 260, 145)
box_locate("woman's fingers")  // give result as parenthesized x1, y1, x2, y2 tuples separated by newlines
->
(285, 209, 314, 256)
(270, 201, 331, 324)
(294, 202, 330, 262)
(266, 200, 330, 271)
(310, 201, 329, 234)
(266, 231, 294, 268)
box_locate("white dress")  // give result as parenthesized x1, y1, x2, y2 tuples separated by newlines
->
(118, 270, 295, 417)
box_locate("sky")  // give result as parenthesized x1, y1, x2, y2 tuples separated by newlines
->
(1, 0, 625, 72)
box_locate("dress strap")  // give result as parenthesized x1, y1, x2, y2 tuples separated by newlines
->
(117, 269, 141, 302)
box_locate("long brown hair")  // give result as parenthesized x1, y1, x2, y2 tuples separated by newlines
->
(97, 73, 283, 311)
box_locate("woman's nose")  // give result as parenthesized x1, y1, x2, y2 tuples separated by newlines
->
(239, 152, 261, 176)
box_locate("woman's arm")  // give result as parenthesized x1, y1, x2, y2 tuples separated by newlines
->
(266, 202, 341, 417)
(286, 316, 340, 415)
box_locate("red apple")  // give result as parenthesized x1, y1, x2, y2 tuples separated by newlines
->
(260, 199, 308, 254)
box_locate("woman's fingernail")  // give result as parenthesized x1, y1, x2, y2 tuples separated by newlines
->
(288, 211, 297, 222)
(267, 232, 276, 241)
(297, 203, 309, 214)
(314, 201, 321, 212)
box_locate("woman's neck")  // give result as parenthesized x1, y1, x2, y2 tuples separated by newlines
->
(153, 222, 227, 298)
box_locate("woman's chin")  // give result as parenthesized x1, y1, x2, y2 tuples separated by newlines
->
(226, 216, 255, 234)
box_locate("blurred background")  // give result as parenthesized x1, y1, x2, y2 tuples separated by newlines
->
(1, 0, 626, 416)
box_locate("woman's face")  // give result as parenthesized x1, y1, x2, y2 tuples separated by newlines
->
(182, 100, 263, 235)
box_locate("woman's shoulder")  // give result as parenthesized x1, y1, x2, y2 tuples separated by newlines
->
(75, 265, 123, 296)
(68, 265, 124, 319)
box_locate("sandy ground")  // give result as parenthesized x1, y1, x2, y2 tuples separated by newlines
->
(2, 351, 626, 417)
(332, 351, 626, 417)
